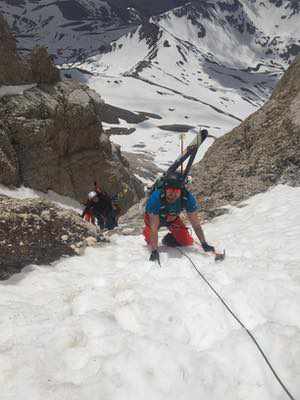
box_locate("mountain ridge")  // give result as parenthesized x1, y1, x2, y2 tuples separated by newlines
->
(1, 0, 299, 65)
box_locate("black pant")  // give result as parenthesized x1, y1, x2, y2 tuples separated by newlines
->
(96, 210, 117, 230)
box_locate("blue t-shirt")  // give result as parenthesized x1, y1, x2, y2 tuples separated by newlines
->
(146, 189, 198, 218)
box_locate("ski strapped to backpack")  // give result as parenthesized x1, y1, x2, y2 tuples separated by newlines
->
(150, 128, 216, 195)
(148, 128, 216, 218)
(166, 128, 212, 179)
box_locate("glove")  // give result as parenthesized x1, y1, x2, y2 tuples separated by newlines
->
(149, 250, 160, 262)
(201, 241, 215, 253)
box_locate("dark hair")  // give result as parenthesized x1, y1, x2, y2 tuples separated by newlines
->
(164, 172, 185, 189)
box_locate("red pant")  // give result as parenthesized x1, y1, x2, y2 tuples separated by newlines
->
(83, 211, 95, 224)
(143, 213, 193, 246)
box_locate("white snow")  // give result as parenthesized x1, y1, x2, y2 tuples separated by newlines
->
(0, 84, 37, 98)
(1, 184, 299, 399)
(85, 74, 239, 169)
(0, 185, 82, 212)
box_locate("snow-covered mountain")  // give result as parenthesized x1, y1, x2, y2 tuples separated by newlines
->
(1, 0, 299, 65)
(0, 0, 188, 63)
(0, 0, 137, 63)
(86, 0, 300, 91)
(72, 0, 299, 169)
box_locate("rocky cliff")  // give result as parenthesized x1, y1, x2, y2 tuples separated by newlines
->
(192, 56, 300, 213)
(0, 16, 143, 209)
(0, 80, 143, 207)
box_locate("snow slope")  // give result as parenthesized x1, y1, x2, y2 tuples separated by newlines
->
(0, 184, 82, 212)
(0, 184, 299, 399)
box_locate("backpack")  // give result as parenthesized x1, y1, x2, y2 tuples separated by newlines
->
(150, 171, 186, 193)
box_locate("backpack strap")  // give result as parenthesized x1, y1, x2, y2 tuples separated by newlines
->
(181, 188, 189, 209)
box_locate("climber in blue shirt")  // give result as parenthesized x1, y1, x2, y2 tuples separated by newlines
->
(143, 172, 215, 262)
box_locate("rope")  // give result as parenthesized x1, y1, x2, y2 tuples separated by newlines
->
(177, 248, 296, 400)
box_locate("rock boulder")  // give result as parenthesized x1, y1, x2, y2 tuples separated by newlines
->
(0, 195, 98, 280)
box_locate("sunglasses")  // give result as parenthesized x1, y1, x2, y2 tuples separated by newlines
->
(166, 187, 181, 194)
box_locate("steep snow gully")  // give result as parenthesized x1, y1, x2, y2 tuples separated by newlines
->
(0, 184, 299, 399)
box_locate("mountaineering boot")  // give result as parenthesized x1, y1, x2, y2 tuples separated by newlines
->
(162, 233, 181, 247)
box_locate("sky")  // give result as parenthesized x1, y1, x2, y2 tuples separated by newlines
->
(0, 184, 299, 400)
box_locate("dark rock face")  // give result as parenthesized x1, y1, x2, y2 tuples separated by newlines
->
(106, 0, 187, 18)
(100, 103, 147, 124)
(138, 22, 160, 47)
(0, 126, 19, 186)
(54, 0, 90, 20)
(3, 0, 26, 5)
(30, 46, 60, 84)
(158, 124, 195, 132)
(269, 0, 299, 13)
(0, 196, 97, 280)
(192, 56, 300, 211)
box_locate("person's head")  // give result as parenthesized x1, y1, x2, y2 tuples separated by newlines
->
(88, 191, 98, 202)
(164, 173, 183, 203)
(165, 186, 181, 202)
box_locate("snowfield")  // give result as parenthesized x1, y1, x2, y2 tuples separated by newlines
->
(1, 184, 299, 400)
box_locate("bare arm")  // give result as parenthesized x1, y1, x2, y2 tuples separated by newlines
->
(149, 214, 160, 251)
(187, 212, 207, 244)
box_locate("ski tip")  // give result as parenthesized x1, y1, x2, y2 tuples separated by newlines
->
(215, 249, 225, 262)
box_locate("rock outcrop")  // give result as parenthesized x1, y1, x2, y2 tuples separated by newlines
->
(0, 80, 143, 208)
(30, 46, 60, 84)
(0, 14, 30, 84)
(192, 56, 300, 212)
(0, 195, 99, 280)
(0, 126, 19, 186)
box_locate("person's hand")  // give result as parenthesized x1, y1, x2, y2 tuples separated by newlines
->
(149, 250, 160, 262)
(201, 241, 215, 253)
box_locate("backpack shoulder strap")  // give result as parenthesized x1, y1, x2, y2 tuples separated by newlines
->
(180, 188, 189, 210)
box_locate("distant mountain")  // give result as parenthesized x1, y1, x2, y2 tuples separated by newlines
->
(80, 0, 299, 116)
(0, 0, 189, 63)
(0, 0, 133, 63)
(1, 0, 299, 65)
